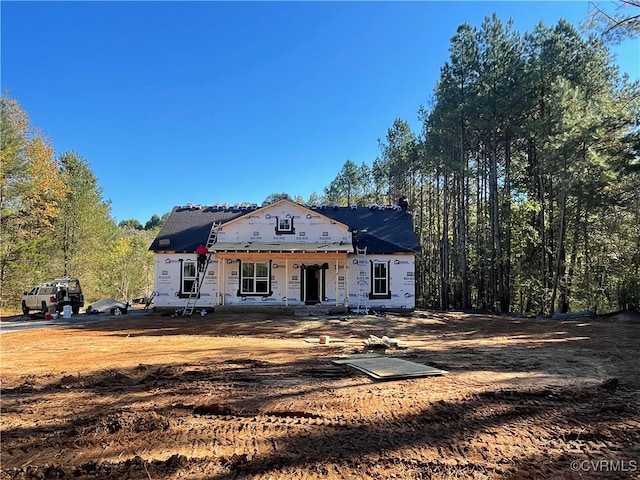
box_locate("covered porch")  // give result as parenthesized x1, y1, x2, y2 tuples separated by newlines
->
(211, 243, 351, 307)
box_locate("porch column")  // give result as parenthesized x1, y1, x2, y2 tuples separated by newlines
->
(220, 256, 225, 306)
(345, 257, 349, 310)
(285, 258, 289, 307)
(335, 258, 339, 306)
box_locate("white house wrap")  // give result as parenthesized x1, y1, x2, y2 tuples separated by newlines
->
(149, 199, 419, 312)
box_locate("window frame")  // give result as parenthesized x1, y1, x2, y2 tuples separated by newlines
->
(369, 260, 391, 299)
(274, 216, 295, 235)
(238, 260, 272, 296)
(178, 260, 199, 298)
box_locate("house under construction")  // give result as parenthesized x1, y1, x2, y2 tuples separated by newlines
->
(148, 199, 420, 314)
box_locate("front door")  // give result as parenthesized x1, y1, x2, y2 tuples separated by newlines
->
(303, 265, 321, 304)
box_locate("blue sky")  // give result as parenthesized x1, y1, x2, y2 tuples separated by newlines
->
(2, 1, 638, 224)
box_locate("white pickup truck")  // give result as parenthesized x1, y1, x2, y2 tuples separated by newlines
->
(21, 277, 85, 315)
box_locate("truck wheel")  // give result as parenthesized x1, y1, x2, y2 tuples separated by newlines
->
(41, 301, 48, 314)
(72, 306, 80, 315)
(22, 301, 29, 315)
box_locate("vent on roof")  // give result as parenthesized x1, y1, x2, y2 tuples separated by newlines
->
(237, 202, 255, 210)
(310, 204, 318, 210)
(321, 204, 327, 209)
(350, 204, 358, 210)
(159, 238, 170, 248)
(333, 204, 339, 209)
(369, 203, 378, 210)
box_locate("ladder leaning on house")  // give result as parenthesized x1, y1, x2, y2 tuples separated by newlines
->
(182, 221, 222, 316)
(354, 246, 369, 314)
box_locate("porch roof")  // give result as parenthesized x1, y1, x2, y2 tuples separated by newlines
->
(211, 241, 352, 253)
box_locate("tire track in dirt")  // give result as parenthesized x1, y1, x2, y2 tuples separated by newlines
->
(3, 311, 639, 479)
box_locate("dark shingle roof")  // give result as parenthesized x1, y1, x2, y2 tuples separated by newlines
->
(148, 205, 246, 253)
(320, 206, 420, 253)
(149, 203, 420, 254)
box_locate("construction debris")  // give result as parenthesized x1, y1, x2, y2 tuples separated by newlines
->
(326, 315, 351, 321)
(303, 337, 346, 345)
(364, 334, 408, 350)
(303, 334, 409, 349)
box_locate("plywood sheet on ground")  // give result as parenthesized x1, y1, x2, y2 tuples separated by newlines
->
(332, 355, 447, 380)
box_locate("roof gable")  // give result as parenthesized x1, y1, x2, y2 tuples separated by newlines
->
(218, 198, 350, 233)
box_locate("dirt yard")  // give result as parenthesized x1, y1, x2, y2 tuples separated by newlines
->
(1, 309, 639, 480)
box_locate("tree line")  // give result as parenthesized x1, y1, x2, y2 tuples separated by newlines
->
(0, 96, 158, 311)
(323, 14, 639, 314)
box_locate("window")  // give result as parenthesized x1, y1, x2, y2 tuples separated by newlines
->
(279, 218, 291, 231)
(182, 261, 197, 294)
(373, 262, 388, 294)
(370, 261, 391, 299)
(240, 261, 271, 295)
(177, 260, 201, 298)
(274, 216, 295, 234)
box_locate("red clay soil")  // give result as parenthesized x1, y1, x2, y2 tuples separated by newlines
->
(1, 309, 639, 479)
